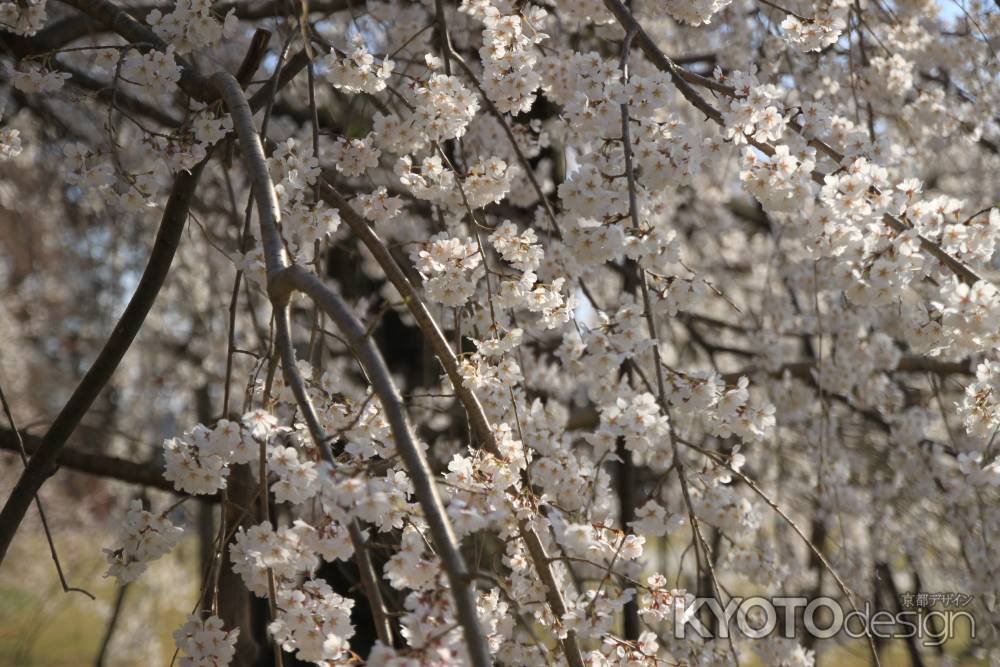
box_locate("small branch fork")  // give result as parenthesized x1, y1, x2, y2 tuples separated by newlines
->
(210, 71, 493, 667)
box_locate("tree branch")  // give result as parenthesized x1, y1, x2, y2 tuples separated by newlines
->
(316, 177, 586, 667)
(0, 158, 209, 567)
(0, 427, 202, 496)
(210, 71, 492, 666)
(56, 0, 214, 102)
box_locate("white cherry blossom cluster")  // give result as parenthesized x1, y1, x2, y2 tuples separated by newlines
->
(330, 469, 414, 531)
(957, 449, 1000, 487)
(328, 134, 380, 177)
(0, 0, 46, 35)
(489, 220, 542, 272)
(270, 138, 321, 191)
(412, 233, 483, 306)
(269, 579, 355, 663)
(384, 525, 441, 590)
(631, 118, 709, 191)
(718, 68, 789, 145)
(172, 614, 239, 667)
(461, 156, 515, 209)
(0, 124, 20, 160)
(372, 73, 478, 155)
(357, 186, 403, 222)
(163, 412, 269, 495)
(120, 46, 183, 92)
(563, 218, 627, 268)
(9, 63, 70, 93)
(595, 393, 672, 466)
(459, 333, 530, 420)
(539, 50, 620, 108)
(320, 37, 394, 94)
(0, 104, 21, 160)
(229, 520, 320, 596)
(631, 500, 686, 536)
(661, 0, 733, 26)
(396, 153, 456, 204)
(649, 276, 710, 318)
(63, 142, 116, 189)
(410, 73, 479, 144)
(695, 481, 761, 541)
(190, 110, 232, 147)
(485, 222, 573, 329)
(460, 2, 548, 114)
(267, 138, 341, 254)
(103, 500, 184, 584)
(295, 516, 354, 562)
(937, 279, 1000, 355)
(640, 576, 694, 625)
(564, 586, 637, 641)
(867, 54, 915, 99)
(146, 0, 238, 54)
(705, 376, 777, 443)
(779, 1, 849, 52)
(960, 360, 1000, 440)
(740, 145, 816, 214)
(446, 422, 527, 519)
(268, 440, 320, 505)
(149, 133, 214, 173)
(912, 199, 1000, 266)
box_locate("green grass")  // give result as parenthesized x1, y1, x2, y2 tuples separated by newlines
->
(0, 528, 198, 666)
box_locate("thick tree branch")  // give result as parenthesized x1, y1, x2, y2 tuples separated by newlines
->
(317, 179, 498, 449)
(349, 521, 395, 647)
(0, 158, 209, 566)
(1, 0, 349, 57)
(210, 71, 492, 666)
(0, 427, 199, 495)
(317, 177, 586, 667)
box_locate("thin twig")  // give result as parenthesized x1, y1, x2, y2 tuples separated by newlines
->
(0, 382, 94, 598)
(94, 581, 129, 665)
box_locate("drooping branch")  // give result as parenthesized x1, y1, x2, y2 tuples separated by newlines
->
(317, 180, 498, 446)
(348, 521, 395, 647)
(210, 71, 492, 667)
(279, 265, 495, 667)
(316, 177, 587, 667)
(565, 352, 973, 432)
(719, 355, 972, 384)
